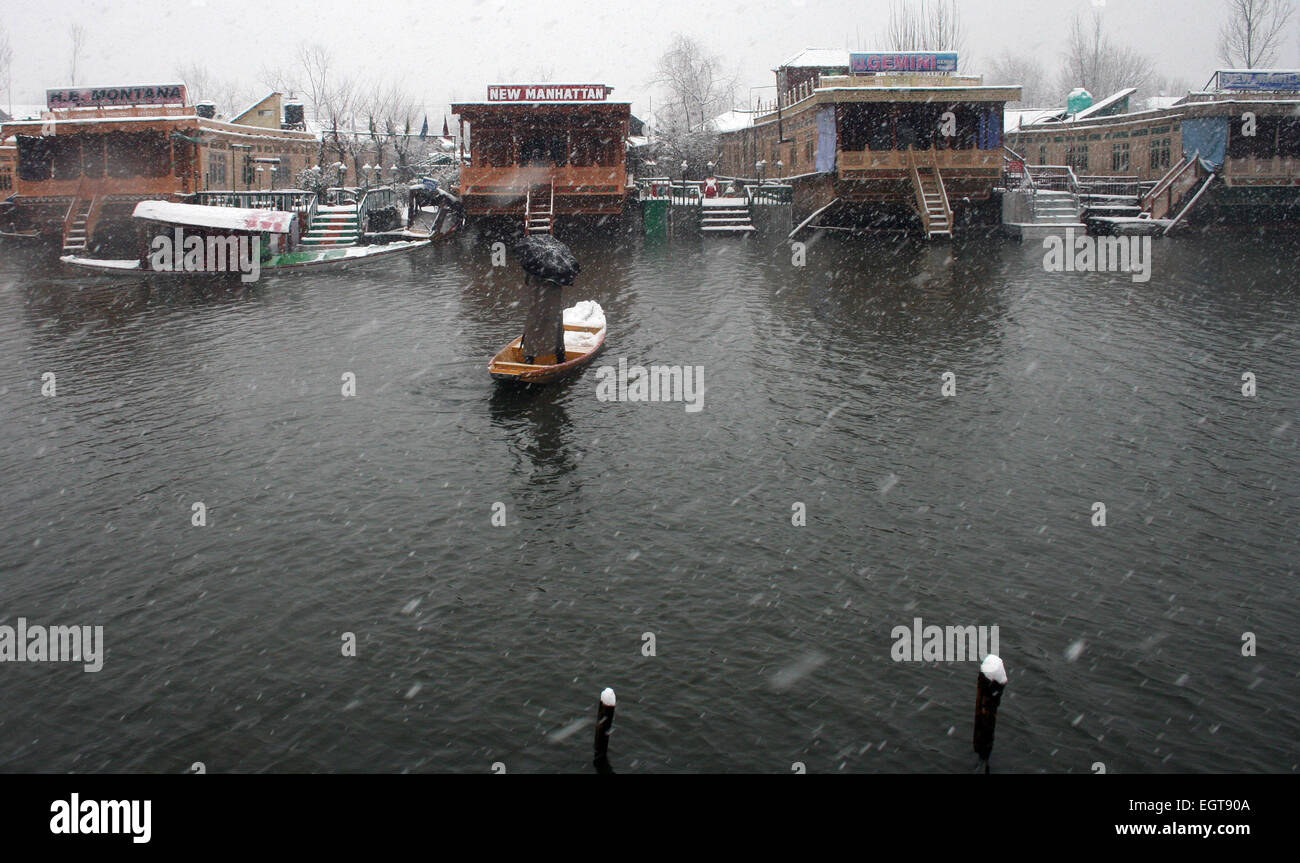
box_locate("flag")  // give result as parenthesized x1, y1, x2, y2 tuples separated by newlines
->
(442, 115, 449, 138)
(420, 115, 428, 139)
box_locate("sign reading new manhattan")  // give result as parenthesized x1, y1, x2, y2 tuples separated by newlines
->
(46, 84, 187, 110)
(487, 84, 610, 102)
(1217, 69, 1300, 91)
(850, 52, 958, 74)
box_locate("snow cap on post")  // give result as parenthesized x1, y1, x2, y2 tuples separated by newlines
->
(514, 234, 580, 285)
(980, 654, 1007, 684)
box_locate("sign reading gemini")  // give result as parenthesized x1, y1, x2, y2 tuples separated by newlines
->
(47, 83, 187, 110)
(850, 52, 958, 74)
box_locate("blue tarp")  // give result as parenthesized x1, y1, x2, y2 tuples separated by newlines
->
(816, 106, 837, 173)
(1181, 117, 1229, 170)
(977, 108, 1002, 150)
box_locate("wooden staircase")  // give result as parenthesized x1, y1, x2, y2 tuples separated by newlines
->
(909, 149, 952, 238)
(525, 183, 553, 235)
(62, 195, 98, 254)
(1142, 153, 1210, 220)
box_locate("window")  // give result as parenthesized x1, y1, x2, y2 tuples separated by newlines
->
(207, 153, 227, 189)
(17, 135, 52, 181)
(1066, 143, 1088, 171)
(49, 136, 81, 180)
(1038, 144, 1047, 164)
(1111, 142, 1130, 172)
(0, 171, 11, 191)
(1150, 137, 1170, 170)
(81, 135, 104, 178)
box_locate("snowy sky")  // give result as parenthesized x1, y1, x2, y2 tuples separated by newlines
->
(3, 0, 1295, 119)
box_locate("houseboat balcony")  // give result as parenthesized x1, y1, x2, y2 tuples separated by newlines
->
(1221, 155, 1300, 186)
(459, 165, 629, 196)
(836, 148, 1003, 175)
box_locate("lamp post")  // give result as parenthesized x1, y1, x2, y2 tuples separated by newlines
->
(362, 164, 372, 190)
(776, 160, 783, 181)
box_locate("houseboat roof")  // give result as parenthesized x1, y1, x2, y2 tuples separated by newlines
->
(133, 201, 296, 234)
(778, 47, 853, 69)
(1, 109, 317, 142)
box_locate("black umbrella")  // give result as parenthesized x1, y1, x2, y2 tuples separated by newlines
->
(514, 234, 580, 286)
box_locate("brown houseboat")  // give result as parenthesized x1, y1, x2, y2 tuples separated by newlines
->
(716, 49, 1020, 237)
(451, 84, 632, 234)
(1005, 70, 1300, 224)
(0, 84, 319, 254)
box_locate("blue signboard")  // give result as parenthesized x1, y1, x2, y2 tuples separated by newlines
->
(1217, 70, 1300, 91)
(850, 52, 958, 74)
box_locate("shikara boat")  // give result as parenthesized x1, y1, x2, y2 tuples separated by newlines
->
(488, 301, 607, 384)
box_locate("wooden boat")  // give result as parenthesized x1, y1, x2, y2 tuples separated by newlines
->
(488, 302, 607, 384)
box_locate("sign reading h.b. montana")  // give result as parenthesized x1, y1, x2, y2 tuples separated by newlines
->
(47, 84, 188, 110)
(487, 84, 610, 102)
(850, 52, 958, 74)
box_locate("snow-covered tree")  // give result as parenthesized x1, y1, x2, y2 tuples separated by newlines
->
(652, 35, 736, 174)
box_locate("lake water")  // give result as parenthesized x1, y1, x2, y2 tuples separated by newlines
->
(0, 223, 1296, 773)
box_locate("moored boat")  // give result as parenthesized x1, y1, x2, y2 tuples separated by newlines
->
(59, 199, 429, 277)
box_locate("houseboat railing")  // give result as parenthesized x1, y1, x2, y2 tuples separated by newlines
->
(1024, 164, 1083, 199)
(356, 185, 397, 238)
(1142, 152, 1198, 211)
(746, 183, 793, 205)
(1076, 175, 1142, 198)
(193, 190, 316, 217)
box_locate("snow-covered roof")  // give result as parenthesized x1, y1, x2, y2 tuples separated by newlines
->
(1073, 87, 1138, 119)
(779, 48, 851, 69)
(1004, 108, 1065, 132)
(709, 110, 754, 133)
(0, 104, 50, 122)
(132, 201, 296, 233)
(1144, 95, 1185, 111)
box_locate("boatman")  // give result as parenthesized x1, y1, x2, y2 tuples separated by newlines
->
(514, 234, 580, 365)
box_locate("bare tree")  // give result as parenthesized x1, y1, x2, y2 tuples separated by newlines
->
(1056, 11, 1154, 102)
(881, 0, 965, 56)
(175, 62, 249, 118)
(986, 51, 1048, 107)
(1218, 0, 1295, 68)
(68, 23, 87, 86)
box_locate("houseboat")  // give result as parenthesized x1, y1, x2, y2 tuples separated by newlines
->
(0, 84, 319, 255)
(450, 84, 633, 234)
(1005, 70, 1300, 225)
(716, 49, 1020, 237)
(61, 198, 429, 277)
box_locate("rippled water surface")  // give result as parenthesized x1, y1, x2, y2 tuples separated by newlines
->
(0, 224, 1296, 773)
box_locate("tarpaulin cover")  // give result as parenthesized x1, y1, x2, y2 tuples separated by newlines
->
(816, 106, 837, 173)
(1181, 117, 1229, 170)
(977, 108, 1002, 150)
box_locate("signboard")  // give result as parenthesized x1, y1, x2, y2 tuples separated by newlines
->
(850, 52, 958, 74)
(47, 84, 187, 110)
(1216, 70, 1300, 92)
(486, 84, 610, 102)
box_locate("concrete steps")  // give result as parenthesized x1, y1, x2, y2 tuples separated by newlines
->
(301, 206, 359, 247)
